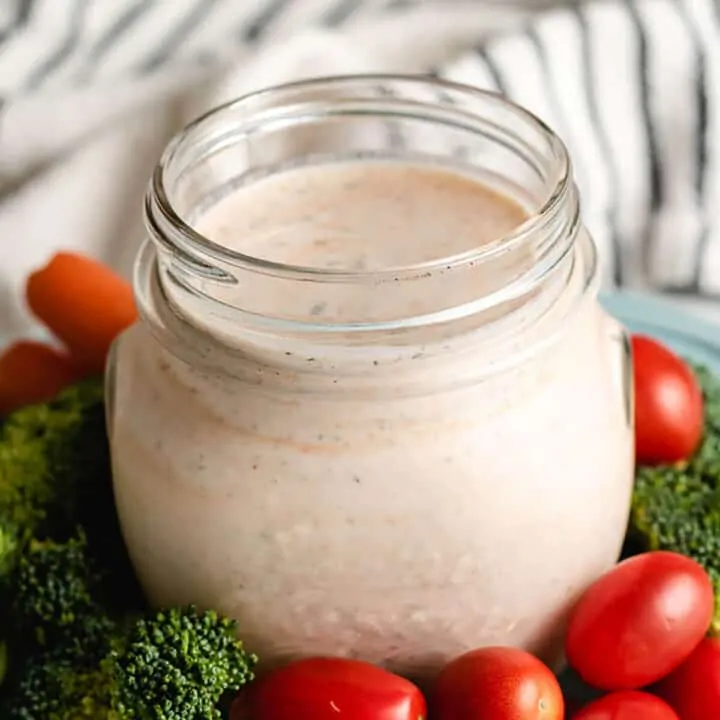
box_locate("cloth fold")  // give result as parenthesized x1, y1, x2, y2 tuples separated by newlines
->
(0, 0, 718, 340)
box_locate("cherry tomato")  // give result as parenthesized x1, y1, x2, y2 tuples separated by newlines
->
(632, 334, 703, 465)
(229, 657, 426, 720)
(572, 691, 678, 719)
(431, 646, 563, 720)
(566, 551, 714, 690)
(655, 636, 720, 720)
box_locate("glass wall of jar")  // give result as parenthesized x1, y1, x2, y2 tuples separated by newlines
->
(106, 76, 635, 681)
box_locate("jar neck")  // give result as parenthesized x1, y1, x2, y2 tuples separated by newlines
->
(136, 75, 595, 384)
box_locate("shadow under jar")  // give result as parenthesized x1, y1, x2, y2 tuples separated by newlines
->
(107, 75, 635, 681)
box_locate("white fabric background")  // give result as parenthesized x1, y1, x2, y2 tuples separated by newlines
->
(1, 0, 719, 339)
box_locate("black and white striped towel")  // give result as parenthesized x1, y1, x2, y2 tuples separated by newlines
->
(0, 0, 718, 339)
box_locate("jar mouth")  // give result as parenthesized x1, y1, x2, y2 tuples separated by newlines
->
(149, 74, 572, 285)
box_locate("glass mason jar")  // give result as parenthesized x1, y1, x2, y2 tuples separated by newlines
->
(107, 75, 634, 680)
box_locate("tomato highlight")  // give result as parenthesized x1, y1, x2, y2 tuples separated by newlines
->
(631, 334, 704, 465)
(230, 657, 426, 720)
(431, 646, 563, 720)
(566, 551, 714, 690)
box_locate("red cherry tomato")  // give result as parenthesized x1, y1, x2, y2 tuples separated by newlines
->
(655, 636, 720, 720)
(632, 334, 703, 465)
(229, 657, 427, 720)
(572, 691, 678, 719)
(431, 646, 563, 720)
(566, 551, 714, 690)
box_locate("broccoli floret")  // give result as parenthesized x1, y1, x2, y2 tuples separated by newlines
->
(1, 527, 117, 718)
(13, 530, 115, 654)
(2, 532, 256, 720)
(0, 377, 107, 579)
(108, 606, 258, 720)
(689, 364, 720, 473)
(629, 360, 720, 633)
(0, 380, 258, 717)
(3, 605, 257, 720)
(0, 376, 143, 617)
(4, 650, 115, 720)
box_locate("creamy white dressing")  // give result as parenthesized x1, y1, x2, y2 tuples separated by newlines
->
(109, 160, 634, 679)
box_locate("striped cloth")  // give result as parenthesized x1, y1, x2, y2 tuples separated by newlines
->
(444, 0, 720, 298)
(0, 0, 533, 95)
(0, 0, 718, 340)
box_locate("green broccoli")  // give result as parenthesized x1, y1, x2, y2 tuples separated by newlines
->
(4, 648, 115, 720)
(0, 377, 107, 580)
(1, 527, 116, 718)
(0, 427, 257, 718)
(0, 378, 258, 717)
(629, 361, 720, 633)
(108, 607, 258, 720)
(0, 376, 143, 617)
(2, 605, 257, 720)
(12, 530, 115, 654)
(1, 526, 115, 718)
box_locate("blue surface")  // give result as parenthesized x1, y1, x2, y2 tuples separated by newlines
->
(601, 290, 720, 369)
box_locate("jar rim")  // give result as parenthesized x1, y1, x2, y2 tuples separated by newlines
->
(149, 73, 572, 285)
